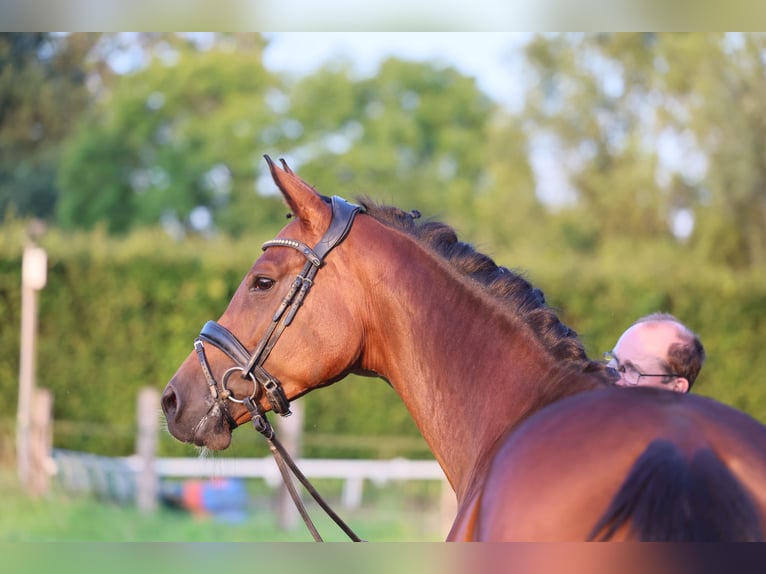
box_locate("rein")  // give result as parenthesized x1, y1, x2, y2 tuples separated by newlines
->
(192, 195, 364, 542)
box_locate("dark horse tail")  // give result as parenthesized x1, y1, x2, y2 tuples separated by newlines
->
(589, 439, 763, 541)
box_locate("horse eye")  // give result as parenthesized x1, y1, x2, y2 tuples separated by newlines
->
(251, 276, 275, 291)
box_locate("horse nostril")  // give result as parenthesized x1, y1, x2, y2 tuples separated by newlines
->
(161, 386, 178, 418)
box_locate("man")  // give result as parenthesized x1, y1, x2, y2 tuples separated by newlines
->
(606, 313, 706, 393)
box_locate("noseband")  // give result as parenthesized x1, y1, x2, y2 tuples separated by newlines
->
(193, 195, 361, 427)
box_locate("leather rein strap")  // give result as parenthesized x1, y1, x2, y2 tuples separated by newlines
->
(192, 196, 364, 542)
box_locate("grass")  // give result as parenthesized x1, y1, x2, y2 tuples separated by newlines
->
(0, 467, 448, 542)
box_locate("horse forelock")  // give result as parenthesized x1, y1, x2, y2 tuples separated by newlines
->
(357, 197, 607, 375)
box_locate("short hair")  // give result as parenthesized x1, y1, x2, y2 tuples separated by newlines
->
(632, 313, 706, 390)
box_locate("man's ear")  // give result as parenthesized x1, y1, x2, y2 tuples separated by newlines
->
(673, 377, 690, 393)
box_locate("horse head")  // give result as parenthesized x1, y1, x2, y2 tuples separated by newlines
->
(161, 156, 367, 450)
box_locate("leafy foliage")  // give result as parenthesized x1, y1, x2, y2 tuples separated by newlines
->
(57, 33, 288, 236)
(0, 33, 96, 220)
(285, 58, 497, 224)
(522, 33, 766, 268)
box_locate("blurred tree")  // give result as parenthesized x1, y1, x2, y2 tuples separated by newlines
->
(0, 33, 97, 220)
(650, 33, 766, 269)
(522, 33, 766, 269)
(471, 110, 540, 251)
(57, 33, 288, 236)
(280, 57, 505, 231)
(56, 39, 535, 239)
(522, 34, 674, 245)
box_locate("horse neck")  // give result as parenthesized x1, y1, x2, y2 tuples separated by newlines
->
(356, 229, 592, 498)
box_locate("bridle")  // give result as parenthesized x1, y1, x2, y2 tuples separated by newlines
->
(192, 195, 364, 541)
(193, 194, 360, 420)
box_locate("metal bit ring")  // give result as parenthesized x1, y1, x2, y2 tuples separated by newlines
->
(221, 366, 258, 404)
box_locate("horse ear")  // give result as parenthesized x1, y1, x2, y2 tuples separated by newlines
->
(264, 155, 330, 233)
(279, 158, 295, 175)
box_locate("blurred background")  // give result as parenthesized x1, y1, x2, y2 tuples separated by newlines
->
(2, 32, 766, 541)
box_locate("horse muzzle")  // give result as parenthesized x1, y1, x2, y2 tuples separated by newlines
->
(161, 369, 237, 450)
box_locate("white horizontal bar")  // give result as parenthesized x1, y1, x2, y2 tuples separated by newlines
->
(120, 455, 446, 483)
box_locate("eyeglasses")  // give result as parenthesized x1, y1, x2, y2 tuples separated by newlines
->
(603, 351, 679, 386)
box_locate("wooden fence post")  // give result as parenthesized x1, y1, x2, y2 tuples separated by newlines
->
(275, 400, 303, 529)
(28, 387, 53, 498)
(136, 386, 159, 512)
(17, 242, 47, 488)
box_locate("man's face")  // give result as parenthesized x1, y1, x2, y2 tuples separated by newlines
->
(609, 321, 688, 393)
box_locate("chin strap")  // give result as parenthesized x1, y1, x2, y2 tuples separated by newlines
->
(242, 396, 365, 542)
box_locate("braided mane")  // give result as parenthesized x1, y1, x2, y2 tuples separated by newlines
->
(357, 198, 611, 377)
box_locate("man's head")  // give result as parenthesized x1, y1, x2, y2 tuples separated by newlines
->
(608, 313, 706, 393)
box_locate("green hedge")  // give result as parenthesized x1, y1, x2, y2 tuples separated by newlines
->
(1, 223, 765, 459)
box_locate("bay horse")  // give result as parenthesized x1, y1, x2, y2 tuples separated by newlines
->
(162, 156, 766, 541)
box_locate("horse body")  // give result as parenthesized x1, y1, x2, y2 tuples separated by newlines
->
(162, 157, 766, 540)
(463, 389, 766, 540)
